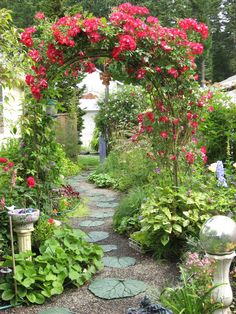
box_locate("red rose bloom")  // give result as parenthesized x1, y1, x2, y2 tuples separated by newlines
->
(27, 176, 36, 188)
(0, 157, 8, 163)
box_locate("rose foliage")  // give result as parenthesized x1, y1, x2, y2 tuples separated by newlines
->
(21, 2, 212, 186)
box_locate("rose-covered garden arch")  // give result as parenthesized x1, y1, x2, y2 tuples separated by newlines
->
(20, 2, 212, 187)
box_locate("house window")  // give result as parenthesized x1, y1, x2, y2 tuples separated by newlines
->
(0, 85, 3, 133)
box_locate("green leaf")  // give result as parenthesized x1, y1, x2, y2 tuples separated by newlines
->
(22, 277, 35, 288)
(173, 224, 182, 233)
(162, 207, 172, 219)
(88, 278, 146, 299)
(69, 268, 79, 281)
(26, 292, 36, 303)
(102, 256, 136, 268)
(161, 234, 170, 246)
(34, 293, 46, 304)
(2, 289, 15, 301)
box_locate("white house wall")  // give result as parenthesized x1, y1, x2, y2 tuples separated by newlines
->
(78, 69, 122, 148)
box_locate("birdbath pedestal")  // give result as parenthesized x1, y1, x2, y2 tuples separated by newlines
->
(8, 208, 40, 258)
(200, 215, 236, 314)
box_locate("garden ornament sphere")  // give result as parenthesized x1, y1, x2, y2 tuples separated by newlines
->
(200, 215, 236, 255)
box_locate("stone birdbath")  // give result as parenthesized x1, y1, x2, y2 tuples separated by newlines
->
(8, 207, 40, 255)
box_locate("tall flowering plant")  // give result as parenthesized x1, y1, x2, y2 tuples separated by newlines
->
(0, 157, 36, 210)
(20, 2, 212, 186)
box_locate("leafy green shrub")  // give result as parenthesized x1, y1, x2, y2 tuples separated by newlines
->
(95, 85, 148, 147)
(95, 143, 153, 191)
(200, 91, 236, 163)
(32, 216, 57, 248)
(113, 187, 145, 234)
(88, 173, 115, 188)
(160, 268, 222, 314)
(0, 226, 103, 305)
(131, 184, 235, 259)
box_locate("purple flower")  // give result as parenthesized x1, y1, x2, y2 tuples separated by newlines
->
(154, 167, 161, 174)
(216, 161, 228, 187)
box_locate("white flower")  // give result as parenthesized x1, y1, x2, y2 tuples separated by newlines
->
(233, 162, 236, 168)
(208, 162, 217, 172)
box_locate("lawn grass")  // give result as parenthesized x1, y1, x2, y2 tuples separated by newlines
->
(77, 155, 100, 170)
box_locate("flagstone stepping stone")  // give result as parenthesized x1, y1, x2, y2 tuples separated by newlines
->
(79, 220, 105, 227)
(96, 202, 119, 208)
(38, 308, 73, 314)
(100, 244, 118, 252)
(90, 211, 114, 218)
(102, 256, 136, 268)
(86, 231, 109, 243)
(89, 196, 117, 203)
(88, 278, 146, 300)
(86, 192, 106, 197)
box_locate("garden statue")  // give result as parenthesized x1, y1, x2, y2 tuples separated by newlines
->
(99, 132, 106, 163)
(200, 215, 236, 314)
(127, 296, 173, 314)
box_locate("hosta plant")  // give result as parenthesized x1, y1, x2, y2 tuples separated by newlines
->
(0, 226, 103, 305)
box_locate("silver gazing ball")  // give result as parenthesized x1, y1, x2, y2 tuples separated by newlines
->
(200, 215, 236, 255)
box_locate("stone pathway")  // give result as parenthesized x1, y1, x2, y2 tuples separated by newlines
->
(5, 172, 177, 314)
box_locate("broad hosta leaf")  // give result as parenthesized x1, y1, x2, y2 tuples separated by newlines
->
(90, 211, 114, 218)
(38, 308, 74, 314)
(102, 256, 136, 268)
(96, 202, 118, 208)
(79, 220, 105, 227)
(101, 244, 117, 252)
(86, 231, 109, 243)
(88, 278, 146, 299)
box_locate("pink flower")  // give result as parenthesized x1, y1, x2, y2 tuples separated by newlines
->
(147, 16, 159, 24)
(48, 218, 54, 224)
(27, 176, 36, 188)
(200, 146, 207, 154)
(146, 126, 153, 133)
(159, 116, 169, 123)
(8, 161, 14, 168)
(160, 131, 168, 139)
(137, 68, 146, 79)
(167, 68, 178, 78)
(208, 106, 214, 112)
(0, 157, 8, 163)
(145, 111, 155, 123)
(34, 12, 45, 20)
(191, 121, 198, 129)
(28, 49, 42, 62)
(155, 66, 162, 73)
(185, 152, 195, 164)
(161, 41, 172, 52)
(25, 74, 35, 86)
(172, 118, 180, 125)
(137, 114, 143, 123)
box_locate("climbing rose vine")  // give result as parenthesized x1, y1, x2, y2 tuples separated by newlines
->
(21, 2, 212, 186)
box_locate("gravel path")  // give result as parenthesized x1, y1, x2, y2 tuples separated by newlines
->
(3, 172, 177, 314)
